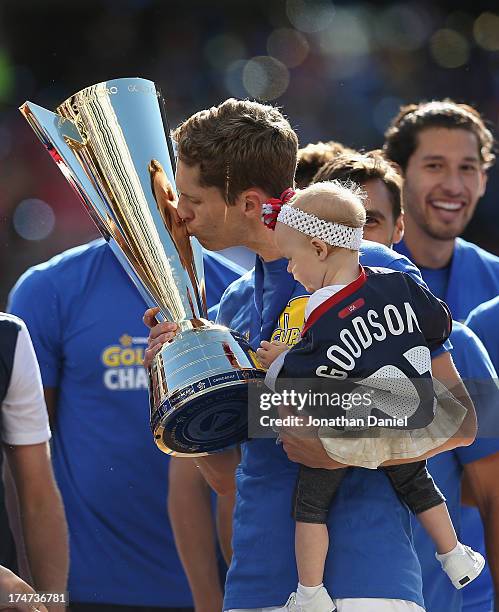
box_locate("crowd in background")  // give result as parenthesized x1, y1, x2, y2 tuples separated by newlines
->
(1, 0, 499, 307)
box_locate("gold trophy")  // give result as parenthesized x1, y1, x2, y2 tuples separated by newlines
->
(20, 78, 264, 456)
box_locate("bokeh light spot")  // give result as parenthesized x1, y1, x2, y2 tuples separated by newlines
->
(267, 28, 309, 68)
(242, 56, 290, 101)
(13, 199, 55, 241)
(473, 12, 499, 51)
(286, 0, 335, 33)
(319, 9, 370, 57)
(430, 29, 469, 69)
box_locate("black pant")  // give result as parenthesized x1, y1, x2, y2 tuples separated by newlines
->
(293, 460, 445, 523)
(70, 605, 194, 612)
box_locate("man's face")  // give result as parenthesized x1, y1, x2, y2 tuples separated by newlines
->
(362, 178, 404, 248)
(402, 128, 487, 241)
(175, 160, 244, 250)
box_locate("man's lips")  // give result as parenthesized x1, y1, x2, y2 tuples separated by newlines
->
(429, 200, 465, 211)
(427, 199, 466, 222)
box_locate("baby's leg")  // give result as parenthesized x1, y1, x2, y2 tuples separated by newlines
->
(383, 461, 484, 589)
(382, 461, 453, 551)
(417, 503, 456, 554)
(293, 465, 347, 587)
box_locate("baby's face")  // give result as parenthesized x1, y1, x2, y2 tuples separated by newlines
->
(274, 223, 324, 293)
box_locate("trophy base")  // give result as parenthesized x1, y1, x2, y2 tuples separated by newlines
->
(152, 377, 263, 456)
(149, 324, 265, 456)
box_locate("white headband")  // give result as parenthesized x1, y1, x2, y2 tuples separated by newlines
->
(276, 204, 363, 251)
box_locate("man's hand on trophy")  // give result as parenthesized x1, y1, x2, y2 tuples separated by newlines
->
(143, 307, 178, 368)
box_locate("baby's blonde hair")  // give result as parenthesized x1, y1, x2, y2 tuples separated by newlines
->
(290, 180, 366, 229)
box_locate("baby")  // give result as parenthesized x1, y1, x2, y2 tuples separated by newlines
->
(257, 181, 484, 612)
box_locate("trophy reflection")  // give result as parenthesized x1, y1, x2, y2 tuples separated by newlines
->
(20, 78, 264, 456)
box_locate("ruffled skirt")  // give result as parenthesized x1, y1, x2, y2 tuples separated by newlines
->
(319, 381, 467, 469)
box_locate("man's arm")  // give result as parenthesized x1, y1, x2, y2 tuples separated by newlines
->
(194, 447, 240, 496)
(43, 389, 57, 427)
(462, 452, 499, 610)
(216, 490, 235, 565)
(4, 442, 68, 609)
(168, 458, 223, 612)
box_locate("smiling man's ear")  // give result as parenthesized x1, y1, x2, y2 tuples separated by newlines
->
(310, 237, 329, 260)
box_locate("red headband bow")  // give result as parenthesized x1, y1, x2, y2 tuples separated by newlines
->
(261, 188, 296, 230)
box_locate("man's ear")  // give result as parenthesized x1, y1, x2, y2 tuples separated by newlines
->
(238, 188, 268, 219)
(392, 212, 405, 246)
(478, 170, 488, 199)
(310, 237, 329, 260)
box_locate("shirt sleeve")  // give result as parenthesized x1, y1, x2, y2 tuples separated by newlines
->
(384, 259, 451, 355)
(1, 319, 51, 445)
(406, 275, 452, 351)
(452, 326, 499, 465)
(7, 269, 62, 388)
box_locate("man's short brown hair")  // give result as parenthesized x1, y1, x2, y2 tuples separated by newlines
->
(314, 150, 403, 220)
(383, 99, 495, 171)
(173, 98, 298, 204)
(295, 141, 355, 189)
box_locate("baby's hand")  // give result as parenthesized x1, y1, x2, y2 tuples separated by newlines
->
(256, 340, 289, 369)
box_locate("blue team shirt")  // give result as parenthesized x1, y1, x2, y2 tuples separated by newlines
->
(395, 238, 499, 322)
(217, 240, 435, 610)
(467, 297, 499, 371)
(465, 298, 499, 612)
(396, 240, 499, 612)
(8, 239, 243, 606)
(413, 322, 499, 612)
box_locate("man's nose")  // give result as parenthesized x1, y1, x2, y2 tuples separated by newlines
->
(177, 196, 192, 221)
(440, 168, 464, 196)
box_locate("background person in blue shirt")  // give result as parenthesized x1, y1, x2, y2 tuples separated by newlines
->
(383, 100, 499, 611)
(466, 298, 499, 375)
(143, 98, 485, 612)
(8, 241, 242, 612)
(317, 150, 499, 612)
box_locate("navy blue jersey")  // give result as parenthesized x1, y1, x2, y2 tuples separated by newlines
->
(277, 267, 451, 430)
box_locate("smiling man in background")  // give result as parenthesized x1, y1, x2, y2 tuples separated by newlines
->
(384, 100, 499, 322)
(383, 100, 499, 612)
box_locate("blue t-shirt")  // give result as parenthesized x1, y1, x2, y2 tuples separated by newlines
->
(398, 240, 499, 612)
(412, 322, 499, 612)
(217, 240, 434, 610)
(418, 267, 450, 303)
(465, 298, 499, 612)
(395, 238, 499, 322)
(466, 297, 499, 372)
(8, 239, 242, 606)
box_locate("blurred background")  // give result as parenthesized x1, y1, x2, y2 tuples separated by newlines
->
(1, 0, 498, 309)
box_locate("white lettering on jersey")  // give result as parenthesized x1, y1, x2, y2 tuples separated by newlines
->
(317, 302, 423, 378)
